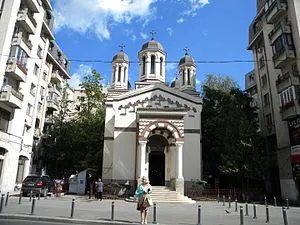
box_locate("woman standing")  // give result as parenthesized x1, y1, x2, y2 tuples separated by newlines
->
(135, 176, 152, 224)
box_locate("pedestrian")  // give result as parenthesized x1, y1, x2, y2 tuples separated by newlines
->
(135, 176, 153, 224)
(95, 178, 104, 201)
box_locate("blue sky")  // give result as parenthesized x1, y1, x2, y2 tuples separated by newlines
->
(52, 0, 256, 90)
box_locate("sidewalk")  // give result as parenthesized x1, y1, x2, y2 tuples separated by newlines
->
(0, 195, 300, 225)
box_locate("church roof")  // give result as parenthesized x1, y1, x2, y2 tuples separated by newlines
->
(141, 39, 165, 52)
(179, 53, 195, 66)
(112, 51, 129, 62)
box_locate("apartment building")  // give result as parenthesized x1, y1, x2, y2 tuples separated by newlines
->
(247, 0, 300, 201)
(0, 0, 70, 193)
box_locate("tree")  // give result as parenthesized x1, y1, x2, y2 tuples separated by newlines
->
(201, 74, 266, 193)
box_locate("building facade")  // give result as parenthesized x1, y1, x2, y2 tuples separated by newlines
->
(247, 0, 300, 201)
(103, 39, 202, 196)
(0, 0, 70, 193)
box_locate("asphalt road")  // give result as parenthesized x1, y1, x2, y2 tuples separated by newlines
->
(0, 219, 87, 225)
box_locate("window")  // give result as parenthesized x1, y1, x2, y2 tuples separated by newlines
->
(124, 67, 127, 82)
(0, 108, 10, 132)
(261, 74, 267, 87)
(26, 104, 32, 116)
(279, 86, 295, 107)
(266, 114, 273, 127)
(264, 93, 270, 106)
(187, 69, 191, 85)
(150, 55, 155, 74)
(37, 46, 43, 58)
(264, 0, 276, 12)
(30, 83, 36, 96)
(142, 56, 146, 75)
(118, 66, 121, 82)
(40, 86, 45, 99)
(9, 46, 28, 70)
(33, 64, 39, 75)
(182, 69, 185, 85)
(43, 71, 47, 81)
(15, 156, 27, 183)
(112, 67, 115, 83)
(272, 34, 294, 56)
(160, 57, 163, 76)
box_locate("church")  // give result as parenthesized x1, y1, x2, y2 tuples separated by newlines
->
(102, 37, 202, 196)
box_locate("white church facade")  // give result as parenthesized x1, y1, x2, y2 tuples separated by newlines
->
(102, 38, 202, 195)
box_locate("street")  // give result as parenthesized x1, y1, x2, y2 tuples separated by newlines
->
(0, 219, 88, 225)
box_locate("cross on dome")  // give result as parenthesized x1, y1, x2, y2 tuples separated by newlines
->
(150, 30, 156, 40)
(119, 43, 125, 51)
(184, 47, 190, 55)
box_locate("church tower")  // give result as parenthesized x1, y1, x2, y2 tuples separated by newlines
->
(138, 32, 166, 83)
(111, 44, 129, 90)
(178, 49, 197, 93)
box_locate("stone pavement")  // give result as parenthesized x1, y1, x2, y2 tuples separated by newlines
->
(0, 195, 299, 225)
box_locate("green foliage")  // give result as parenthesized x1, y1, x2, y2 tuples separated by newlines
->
(202, 74, 266, 190)
(43, 69, 106, 179)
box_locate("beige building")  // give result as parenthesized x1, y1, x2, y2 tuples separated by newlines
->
(0, 0, 70, 193)
(247, 0, 300, 201)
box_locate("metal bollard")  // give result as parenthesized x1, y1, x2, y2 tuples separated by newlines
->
(266, 205, 270, 223)
(70, 199, 75, 218)
(197, 205, 201, 225)
(228, 196, 231, 208)
(38, 189, 41, 200)
(19, 191, 22, 204)
(253, 203, 257, 219)
(29, 190, 33, 202)
(240, 206, 244, 225)
(264, 196, 267, 206)
(286, 198, 289, 210)
(235, 199, 238, 212)
(282, 207, 288, 225)
(217, 194, 220, 203)
(0, 194, 5, 213)
(223, 195, 225, 206)
(31, 196, 36, 215)
(152, 203, 157, 224)
(111, 201, 115, 221)
(274, 197, 277, 207)
(245, 202, 249, 216)
(5, 192, 9, 207)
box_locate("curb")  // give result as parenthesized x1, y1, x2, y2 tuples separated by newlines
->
(0, 214, 141, 225)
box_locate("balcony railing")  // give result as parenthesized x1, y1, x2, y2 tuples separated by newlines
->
(17, 8, 37, 34)
(273, 44, 296, 69)
(265, 0, 287, 24)
(11, 32, 32, 55)
(0, 85, 24, 108)
(268, 21, 291, 44)
(5, 58, 27, 82)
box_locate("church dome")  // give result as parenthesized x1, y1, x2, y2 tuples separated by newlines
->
(112, 51, 129, 62)
(179, 53, 195, 66)
(141, 39, 164, 52)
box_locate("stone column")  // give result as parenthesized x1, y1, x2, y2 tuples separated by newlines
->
(138, 140, 147, 184)
(175, 142, 184, 195)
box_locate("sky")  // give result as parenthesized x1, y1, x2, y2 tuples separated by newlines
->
(51, 0, 257, 90)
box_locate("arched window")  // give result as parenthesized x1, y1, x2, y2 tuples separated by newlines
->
(160, 57, 163, 76)
(124, 67, 127, 82)
(182, 69, 185, 85)
(151, 55, 155, 74)
(118, 66, 121, 82)
(142, 56, 146, 75)
(112, 67, 115, 83)
(187, 69, 191, 85)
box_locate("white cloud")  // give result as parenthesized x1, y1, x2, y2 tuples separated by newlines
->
(69, 64, 93, 89)
(183, 0, 210, 16)
(196, 78, 201, 90)
(166, 27, 174, 36)
(166, 63, 177, 72)
(140, 32, 149, 40)
(131, 34, 137, 41)
(53, 0, 157, 41)
(176, 18, 184, 24)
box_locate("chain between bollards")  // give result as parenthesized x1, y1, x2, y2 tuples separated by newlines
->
(245, 202, 249, 216)
(19, 191, 22, 204)
(240, 206, 244, 225)
(111, 201, 115, 221)
(222, 195, 225, 206)
(70, 198, 75, 218)
(152, 203, 157, 224)
(265, 204, 270, 223)
(5, 192, 9, 207)
(253, 203, 257, 219)
(228, 196, 231, 208)
(282, 207, 288, 225)
(197, 205, 201, 225)
(0, 194, 5, 213)
(235, 199, 238, 212)
(31, 196, 36, 215)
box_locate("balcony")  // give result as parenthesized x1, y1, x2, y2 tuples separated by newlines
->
(17, 8, 37, 34)
(34, 129, 41, 138)
(269, 21, 292, 44)
(248, 20, 263, 49)
(0, 85, 24, 109)
(280, 100, 300, 121)
(51, 70, 63, 84)
(46, 94, 59, 111)
(24, 0, 40, 13)
(276, 73, 291, 92)
(11, 32, 32, 55)
(273, 45, 296, 69)
(25, 115, 33, 127)
(44, 115, 54, 124)
(41, 0, 52, 10)
(265, 0, 287, 24)
(42, 11, 55, 40)
(5, 58, 27, 82)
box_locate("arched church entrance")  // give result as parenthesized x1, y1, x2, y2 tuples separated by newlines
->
(147, 134, 167, 186)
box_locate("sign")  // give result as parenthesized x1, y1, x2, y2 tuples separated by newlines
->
(288, 117, 300, 163)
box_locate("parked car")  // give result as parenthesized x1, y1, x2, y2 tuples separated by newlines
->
(21, 175, 54, 197)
